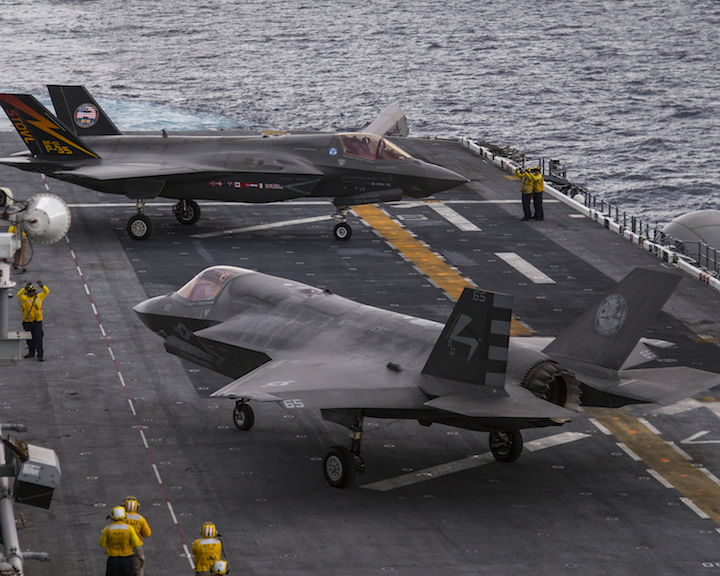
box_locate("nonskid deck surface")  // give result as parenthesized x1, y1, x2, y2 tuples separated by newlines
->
(3, 130, 720, 575)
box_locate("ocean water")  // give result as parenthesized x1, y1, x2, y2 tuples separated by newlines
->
(1, 0, 719, 225)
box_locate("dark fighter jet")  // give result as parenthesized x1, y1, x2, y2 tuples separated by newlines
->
(133, 266, 720, 488)
(0, 86, 467, 240)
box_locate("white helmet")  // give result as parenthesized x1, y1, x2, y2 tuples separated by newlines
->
(112, 506, 126, 521)
(212, 560, 229, 574)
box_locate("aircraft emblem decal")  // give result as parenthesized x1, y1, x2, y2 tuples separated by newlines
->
(595, 293, 627, 336)
(449, 314, 481, 361)
(74, 104, 99, 128)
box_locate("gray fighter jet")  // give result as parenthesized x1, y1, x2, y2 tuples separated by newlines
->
(133, 266, 720, 488)
(0, 86, 467, 240)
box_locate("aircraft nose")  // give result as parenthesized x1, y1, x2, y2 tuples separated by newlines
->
(409, 163, 469, 198)
(133, 295, 166, 330)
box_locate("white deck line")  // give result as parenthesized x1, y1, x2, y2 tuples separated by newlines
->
(495, 252, 556, 284)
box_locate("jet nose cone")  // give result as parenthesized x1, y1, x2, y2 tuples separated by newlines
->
(409, 163, 469, 198)
(133, 295, 165, 330)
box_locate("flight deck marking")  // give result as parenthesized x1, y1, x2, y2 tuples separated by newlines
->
(494, 252, 556, 284)
(586, 407, 720, 527)
(54, 176, 195, 570)
(352, 204, 532, 336)
(423, 200, 481, 231)
(191, 215, 333, 238)
(361, 431, 589, 491)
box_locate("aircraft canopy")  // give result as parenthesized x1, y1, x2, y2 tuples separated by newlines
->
(338, 133, 411, 161)
(176, 266, 246, 302)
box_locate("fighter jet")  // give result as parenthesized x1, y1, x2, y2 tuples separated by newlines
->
(133, 265, 720, 488)
(0, 86, 468, 240)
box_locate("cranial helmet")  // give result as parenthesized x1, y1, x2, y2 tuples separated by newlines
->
(125, 496, 139, 513)
(112, 506, 127, 521)
(202, 522, 217, 538)
(212, 560, 229, 574)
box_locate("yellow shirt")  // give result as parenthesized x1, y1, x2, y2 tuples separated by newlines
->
(99, 521, 142, 557)
(531, 172, 545, 193)
(192, 537, 222, 572)
(514, 169, 535, 194)
(126, 512, 152, 544)
(17, 286, 49, 322)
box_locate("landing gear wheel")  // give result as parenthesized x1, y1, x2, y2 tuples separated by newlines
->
(333, 222, 352, 241)
(173, 199, 201, 225)
(127, 214, 153, 241)
(233, 403, 254, 431)
(489, 430, 523, 463)
(323, 445, 356, 488)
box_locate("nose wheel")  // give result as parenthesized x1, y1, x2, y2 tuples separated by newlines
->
(332, 207, 352, 241)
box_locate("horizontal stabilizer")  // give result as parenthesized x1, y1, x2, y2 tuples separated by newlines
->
(0, 93, 99, 159)
(422, 287, 512, 388)
(584, 366, 720, 406)
(543, 268, 682, 371)
(424, 391, 576, 419)
(48, 85, 122, 136)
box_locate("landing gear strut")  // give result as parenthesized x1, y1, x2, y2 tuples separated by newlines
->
(323, 414, 365, 488)
(173, 199, 201, 225)
(127, 199, 153, 241)
(489, 430, 523, 463)
(332, 207, 352, 241)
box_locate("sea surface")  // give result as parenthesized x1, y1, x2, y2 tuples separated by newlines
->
(1, 0, 719, 225)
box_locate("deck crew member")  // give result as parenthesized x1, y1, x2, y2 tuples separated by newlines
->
(192, 522, 223, 575)
(99, 506, 142, 576)
(124, 496, 151, 576)
(17, 281, 49, 361)
(8, 225, 28, 274)
(514, 167, 535, 221)
(530, 166, 544, 220)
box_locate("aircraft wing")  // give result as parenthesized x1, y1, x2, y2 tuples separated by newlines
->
(210, 358, 429, 409)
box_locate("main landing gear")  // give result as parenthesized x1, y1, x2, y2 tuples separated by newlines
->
(126, 199, 202, 240)
(323, 414, 365, 489)
(332, 207, 352, 241)
(489, 430, 523, 463)
(233, 400, 255, 431)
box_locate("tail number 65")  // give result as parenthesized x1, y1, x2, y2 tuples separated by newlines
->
(282, 399, 304, 409)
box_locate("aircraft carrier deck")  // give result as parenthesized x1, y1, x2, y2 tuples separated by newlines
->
(3, 129, 720, 576)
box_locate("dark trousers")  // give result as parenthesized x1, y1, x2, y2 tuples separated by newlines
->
(22, 320, 43, 358)
(533, 192, 544, 219)
(107, 555, 136, 576)
(522, 193, 533, 219)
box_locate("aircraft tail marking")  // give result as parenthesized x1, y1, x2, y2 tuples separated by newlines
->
(422, 287, 512, 387)
(0, 93, 99, 159)
(48, 85, 122, 136)
(543, 268, 682, 371)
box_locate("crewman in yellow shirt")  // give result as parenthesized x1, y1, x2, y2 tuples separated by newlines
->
(192, 522, 223, 575)
(17, 281, 49, 361)
(99, 506, 142, 576)
(124, 496, 151, 576)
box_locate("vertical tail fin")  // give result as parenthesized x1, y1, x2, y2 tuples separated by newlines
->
(0, 93, 99, 160)
(422, 288, 513, 388)
(542, 268, 682, 371)
(47, 85, 122, 136)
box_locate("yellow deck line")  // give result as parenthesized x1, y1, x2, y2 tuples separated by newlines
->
(352, 204, 531, 336)
(587, 407, 720, 525)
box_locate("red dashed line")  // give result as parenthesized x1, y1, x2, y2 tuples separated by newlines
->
(64, 232, 194, 569)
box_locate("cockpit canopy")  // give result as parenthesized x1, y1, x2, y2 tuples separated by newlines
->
(176, 266, 247, 302)
(338, 133, 411, 161)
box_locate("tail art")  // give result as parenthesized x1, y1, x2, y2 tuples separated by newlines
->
(0, 93, 99, 159)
